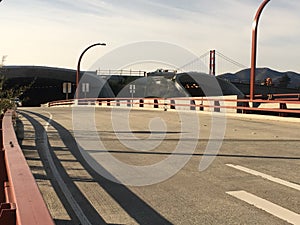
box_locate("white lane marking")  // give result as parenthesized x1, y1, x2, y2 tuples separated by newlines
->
(44, 112, 52, 131)
(42, 112, 92, 225)
(226, 164, 300, 191)
(227, 191, 300, 225)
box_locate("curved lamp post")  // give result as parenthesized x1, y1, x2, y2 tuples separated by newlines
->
(76, 42, 106, 99)
(250, 0, 271, 101)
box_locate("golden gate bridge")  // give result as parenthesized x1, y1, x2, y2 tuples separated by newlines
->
(180, 50, 247, 75)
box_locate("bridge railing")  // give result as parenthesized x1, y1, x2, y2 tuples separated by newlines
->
(0, 110, 54, 225)
(246, 93, 300, 101)
(96, 69, 147, 76)
(47, 95, 300, 117)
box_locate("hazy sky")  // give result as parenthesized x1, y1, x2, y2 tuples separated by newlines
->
(0, 0, 300, 73)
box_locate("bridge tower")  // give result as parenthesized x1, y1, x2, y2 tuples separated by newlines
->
(209, 50, 216, 76)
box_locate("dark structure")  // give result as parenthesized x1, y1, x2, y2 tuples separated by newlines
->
(2, 66, 246, 106)
(2, 66, 76, 106)
(176, 72, 244, 98)
(2, 66, 117, 106)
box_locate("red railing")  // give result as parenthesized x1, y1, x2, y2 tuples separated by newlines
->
(246, 93, 300, 101)
(0, 110, 54, 225)
(47, 95, 300, 117)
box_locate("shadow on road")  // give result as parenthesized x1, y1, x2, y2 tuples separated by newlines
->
(20, 111, 107, 225)
(20, 110, 173, 225)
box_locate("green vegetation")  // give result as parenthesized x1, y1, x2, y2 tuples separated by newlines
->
(0, 57, 34, 113)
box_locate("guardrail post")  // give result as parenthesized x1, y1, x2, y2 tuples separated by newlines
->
(139, 99, 144, 108)
(279, 103, 287, 117)
(190, 100, 196, 110)
(214, 101, 220, 112)
(0, 203, 16, 225)
(199, 100, 204, 111)
(170, 100, 176, 110)
(0, 151, 7, 203)
(240, 101, 250, 114)
(154, 99, 159, 109)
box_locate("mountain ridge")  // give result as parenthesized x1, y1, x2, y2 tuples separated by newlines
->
(219, 68, 300, 89)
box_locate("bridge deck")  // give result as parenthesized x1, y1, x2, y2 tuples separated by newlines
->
(18, 107, 300, 225)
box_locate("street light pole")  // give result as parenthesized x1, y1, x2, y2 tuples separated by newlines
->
(250, 0, 270, 101)
(76, 42, 106, 99)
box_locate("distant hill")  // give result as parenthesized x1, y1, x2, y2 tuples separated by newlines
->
(219, 68, 300, 89)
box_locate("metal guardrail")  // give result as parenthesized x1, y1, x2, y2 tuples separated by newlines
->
(96, 69, 147, 76)
(47, 95, 300, 117)
(246, 93, 300, 101)
(0, 110, 54, 225)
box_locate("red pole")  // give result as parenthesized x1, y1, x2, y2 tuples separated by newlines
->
(250, 0, 270, 101)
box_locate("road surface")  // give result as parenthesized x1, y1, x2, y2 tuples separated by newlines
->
(18, 107, 300, 225)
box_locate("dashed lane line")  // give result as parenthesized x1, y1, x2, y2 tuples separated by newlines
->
(227, 191, 300, 225)
(226, 164, 300, 191)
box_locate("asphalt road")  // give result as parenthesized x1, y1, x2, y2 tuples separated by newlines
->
(18, 107, 300, 225)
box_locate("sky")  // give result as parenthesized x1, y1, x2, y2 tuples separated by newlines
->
(0, 0, 300, 74)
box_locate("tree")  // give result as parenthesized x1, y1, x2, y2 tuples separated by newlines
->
(0, 56, 34, 113)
